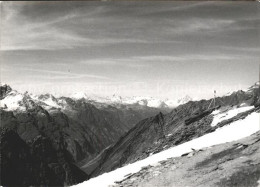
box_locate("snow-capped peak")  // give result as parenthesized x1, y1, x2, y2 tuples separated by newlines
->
(71, 92, 89, 100)
(70, 92, 193, 108)
(0, 82, 9, 87)
(0, 84, 194, 111)
(0, 90, 28, 111)
(245, 81, 260, 92)
(35, 93, 62, 109)
(177, 95, 193, 105)
(0, 84, 12, 98)
(228, 82, 260, 95)
(0, 86, 65, 111)
(164, 95, 192, 108)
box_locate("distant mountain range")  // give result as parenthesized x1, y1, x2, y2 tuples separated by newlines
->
(0, 84, 192, 111)
(0, 84, 169, 160)
(0, 84, 169, 186)
(71, 92, 193, 108)
(0, 82, 259, 186)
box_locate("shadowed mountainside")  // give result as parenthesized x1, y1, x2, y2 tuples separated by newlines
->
(0, 85, 167, 164)
(0, 127, 88, 186)
(0, 84, 168, 186)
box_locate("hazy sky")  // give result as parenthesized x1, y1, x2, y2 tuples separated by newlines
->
(1, 2, 260, 100)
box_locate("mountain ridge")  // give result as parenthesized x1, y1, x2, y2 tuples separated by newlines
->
(85, 82, 259, 178)
(0, 84, 169, 168)
(71, 92, 193, 108)
(0, 84, 193, 110)
(1, 82, 259, 186)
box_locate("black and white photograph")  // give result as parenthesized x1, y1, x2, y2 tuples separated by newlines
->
(0, 1, 260, 187)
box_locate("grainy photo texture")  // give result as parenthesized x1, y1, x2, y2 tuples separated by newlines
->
(0, 1, 260, 187)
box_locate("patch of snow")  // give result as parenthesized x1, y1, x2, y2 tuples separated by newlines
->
(225, 92, 233, 96)
(76, 112, 259, 187)
(257, 178, 260, 187)
(165, 95, 192, 108)
(244, 82, 259, 92)
(42, 97, 60, 108)
(146, 99, 165, 108)
(239, 103, 247, 107)
(71, 92, 89, 99)
(120, 96, 164, 108)
(35, 94, 64, 110)
(0, 91, 26, 111)
(212, 109, 221, 115)
(29, 93, 39, 101)
(177, 95, 192, 105)
(164, 100, 178, 108)
(110, 95, 123, 103)
(0, 82, 8, 87)
(211, 106, 254, 127)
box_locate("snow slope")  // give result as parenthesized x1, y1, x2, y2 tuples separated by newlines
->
(76, 111, 260, 187)
(211, 106, 255, 126)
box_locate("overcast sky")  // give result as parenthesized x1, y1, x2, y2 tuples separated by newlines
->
(1, 1, 259, 100)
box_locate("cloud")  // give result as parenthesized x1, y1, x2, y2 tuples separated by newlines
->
(3, 2, 256, 51)
(1, 17, 147, 51)
(20, 68, 112, 80)
(80, 58, 147, 67)
(1, 2, 149, 51)
(133, 54, 250, 62)
(80, 53, 255, 68)
(214, 46, 260, 53)
(1, 2, 258, 99)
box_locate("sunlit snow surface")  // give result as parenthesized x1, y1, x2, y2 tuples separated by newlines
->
(0, 91, 26, 111)
(41, 98, 60, 109)
(77, 111, 259, 187)
(211, 106, 254, 126)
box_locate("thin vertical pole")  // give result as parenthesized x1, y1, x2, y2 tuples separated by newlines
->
(213, 90, 216, 108)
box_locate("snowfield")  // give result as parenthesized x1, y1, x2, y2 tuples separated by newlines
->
(211, 106, 255, 126)
(76, 110, 260, 187)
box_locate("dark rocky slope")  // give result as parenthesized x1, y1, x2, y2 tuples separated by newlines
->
(88, 83, 259, 177)
(0, 128, 87, 186)
(0, 84, 12, 100)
